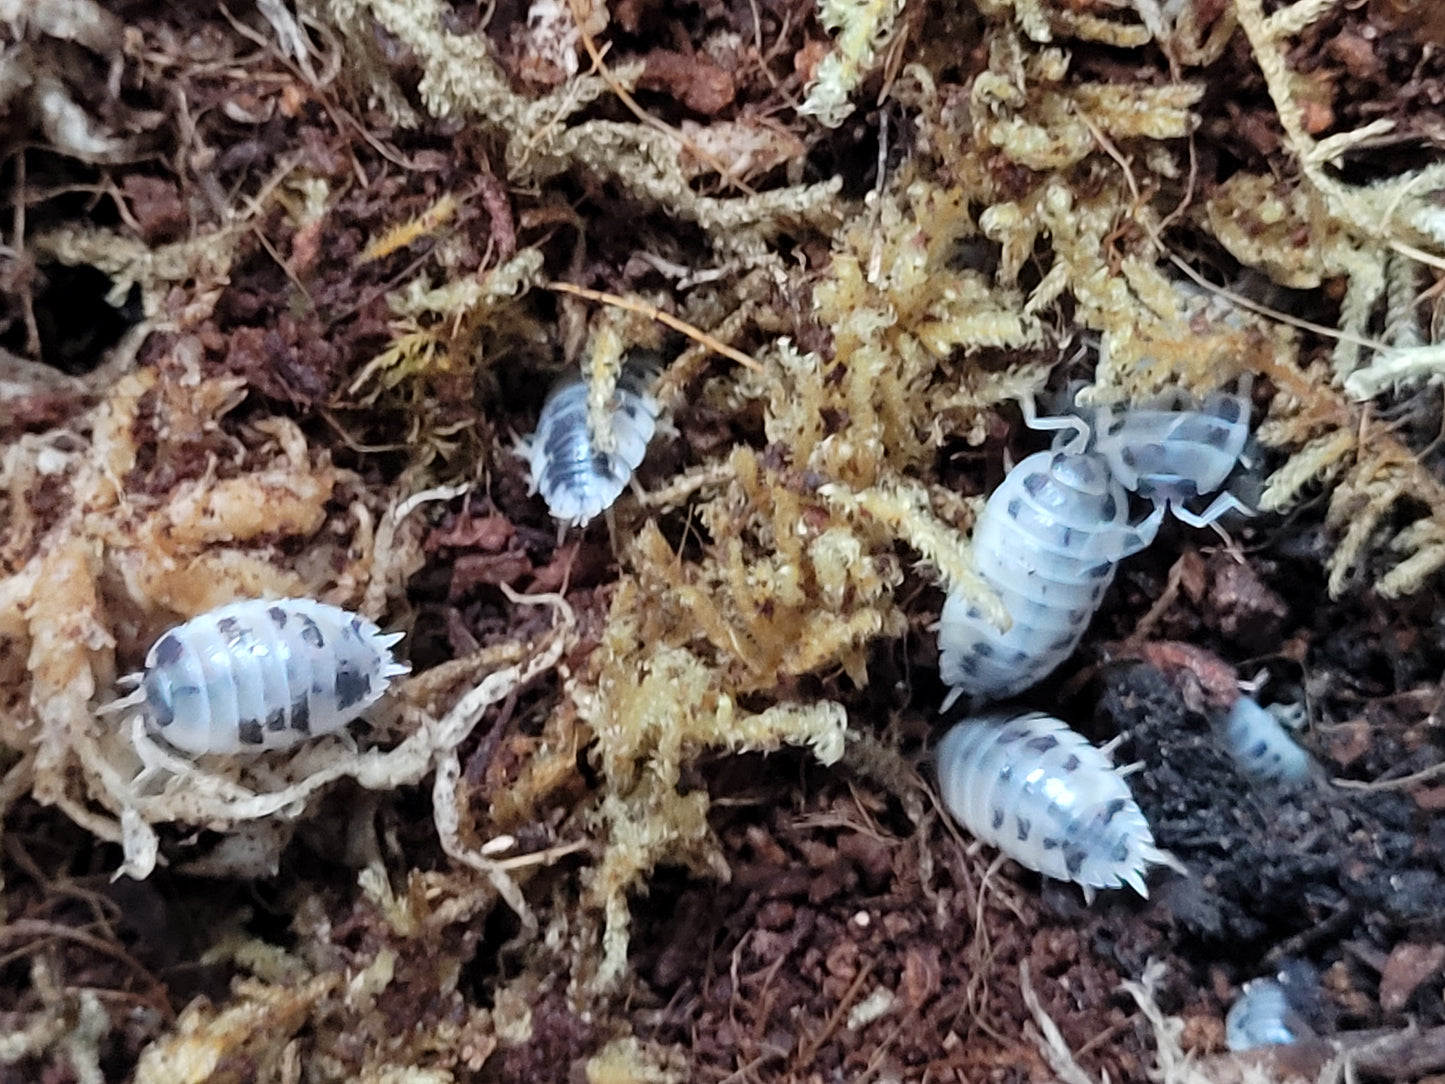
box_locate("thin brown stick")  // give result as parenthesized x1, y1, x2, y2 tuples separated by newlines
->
(546, 281, 764, 373)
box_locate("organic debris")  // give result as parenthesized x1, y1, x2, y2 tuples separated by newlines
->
(3, 0, 1445, 1080)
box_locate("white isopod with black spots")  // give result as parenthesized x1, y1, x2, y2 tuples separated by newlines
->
(115, 599, 409, 755)
(937, 449, 1162, 704)
(516, 366, 660, 527)
(1218, 695, 1315, 785)
(1226, 978, 1310, 1051)
(1081, 386, 1253, 528)
(934, 711, 1182, 899)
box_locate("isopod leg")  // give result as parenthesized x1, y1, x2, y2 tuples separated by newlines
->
(1172, 489, 1254, 529)
(1018, 393, 1091, 455)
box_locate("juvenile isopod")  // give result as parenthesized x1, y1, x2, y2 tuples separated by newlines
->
(934, 711, 1182, 899)
(937, 449, 1162, 704)
(1085, 387, 1253, 527)
(110, 599, 409, 755)
(1226, 978, 1311, 1051)
(515, 365, 659, 527)
(1217, 695, 1315, 785)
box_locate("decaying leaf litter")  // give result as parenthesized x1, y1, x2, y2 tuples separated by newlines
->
(2, 0, 1445, 1080)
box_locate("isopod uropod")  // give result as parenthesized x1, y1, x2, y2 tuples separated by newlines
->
(1226, 978, 1310, 1051)
(113, 598, 409, 755)
(1217, 695, 1315, 785)
(937, 450, 1162, 704)
(516, 366, 660, 527)
(934, 711, 1182, 900)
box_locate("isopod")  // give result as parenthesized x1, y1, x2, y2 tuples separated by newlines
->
(515, 365, 659, 527)
(937, 449, 1162, 704)
(1084, 387, 1253, 528)
(113, 599, 409, 755)
(933, 711, 1182, 899)
(1226, 978, 1310, 1051)
(1217, 695, 1315, 785)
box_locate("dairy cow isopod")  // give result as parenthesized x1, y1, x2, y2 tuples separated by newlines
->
(115, 598, 409, 755)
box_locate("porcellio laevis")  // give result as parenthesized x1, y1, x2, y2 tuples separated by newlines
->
(1085, 387, 1253, 527)
(516, 366, 660, 527)
(937, 449, 1162, 704)
(1218, 695, 1315, 785)
(116, 599, 409, 755)
(933, 711, 1181, 899)
(1226, 979, 1310, 1051)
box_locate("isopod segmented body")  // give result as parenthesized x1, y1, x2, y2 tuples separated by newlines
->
(934, 711, 1181, 898)
(126, 599, 408, 755)
(1218, 695, 1314, 785)
(938, 450, 1162, 703)
(516, 366, 659, 527)
(1086, 388, 1253, 528)
(1226, 979, 1309, 1051)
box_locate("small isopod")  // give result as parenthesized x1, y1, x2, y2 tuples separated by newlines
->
(1226, 978, 1311, 1051)
(1085, 387, 1253, 527)
(516, 366, 659, 527)
(1217, 695, 1315, 785)
(934, 711, 1182, 899)
(937, 449, 1162, 704)
(111, 599, 408, 755)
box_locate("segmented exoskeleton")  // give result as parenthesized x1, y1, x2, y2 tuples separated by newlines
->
(1217, 695, 1315, 785)
(1226, 979, 1310, 1051)
(938, 449, 1162, 704)
(1024, 383, 1254, 528)
(516, 366, 659, 527)
(934, 711, 1182, 900)
(108, 599, 408, 755)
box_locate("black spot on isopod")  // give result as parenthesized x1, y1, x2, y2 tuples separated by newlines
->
(1061, 526, 1076, 549)
(1048, 632, 1076, 652)
(1098, 493, 1117, 520)
(1064, 846, 1087, 876)
(1121, 447, 1138, 469)
(975, 642, 995, 658)
(1105, 413, 1127, 436)
(1087, 561, 1112, 578)
(992, 807, 1005, 830)
(1101, 798, 1128, 823)
(298, 616, 324, 648)
(152, 634, 185, 666)
(335, 664, 372, 710)
(268, 606, 288, 627)
(265, 707, 286, 732)
(998, 726, 1026, 743)
(1042, 837, 1060, 850)
(291, 697, 310, 733)
(1024, 472, 1050, 497)
(1249, 741, 1269, 758)
(1025, 735, 1058, 754)
(544, 424, 584, 463)
(1016, 816, 1032, 841)
(144, 681, 174, 727)
(217, 616, 242, 639)
(1203, 424, 1234, 449)
(1062, 754, 1081, 771)
(349, 617, 365, 640)
(1006, 497, 1023, 520)
(238, 719, 264, 745)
